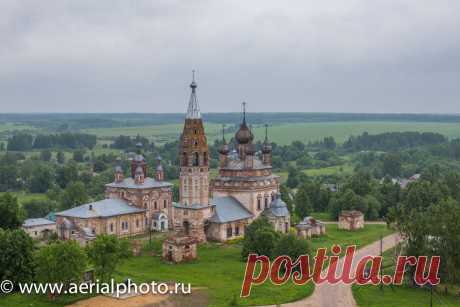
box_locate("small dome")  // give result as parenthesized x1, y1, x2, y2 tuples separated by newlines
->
(235, 122, 253, 144)
(115, 165, 123, 173)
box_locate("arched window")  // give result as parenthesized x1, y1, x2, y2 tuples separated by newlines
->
(264, 198, 269, 209)
(182, 152, 188, 166)
(193, 152, 199, 166)
(203, 152, 208, 165)
(154, 201, 158, 209)
(257, 198, 261, 210)
(164, 199, 167, 208)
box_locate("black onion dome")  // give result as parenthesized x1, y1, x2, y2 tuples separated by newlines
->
(219, 142, 229, 155)
(235, 122, 253, 144)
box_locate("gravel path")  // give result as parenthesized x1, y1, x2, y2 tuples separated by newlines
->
(264, 233, 401, 307)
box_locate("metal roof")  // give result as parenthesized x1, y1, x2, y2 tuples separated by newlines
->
(23, 218, 56, 227)
(208, 196, 253, 223)
(105, 177, 172, 189)
(186, 73, 201, 119)
(263, 195, 290, 217)
(56, 199, 145, 219)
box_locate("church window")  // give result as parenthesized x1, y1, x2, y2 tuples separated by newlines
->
(154, 201, 158, 209)
(227, 226, 233, 238)
(257, 199, 261, 210)
(136, 219, 139, 228)
(164, 199, 167, 208)
(194, 129, 197, 135)
(264, 198, 269, 209)
(109, 223, 113, 232)
(144, 202, 147, 209)
(193, 152, 199, 166)
(92, 228, 95, 234)
(235, 226, 240, 236)
(194, 139, 198, 146)
(203, 152, 208, 165)
(182, 152, 188, 166)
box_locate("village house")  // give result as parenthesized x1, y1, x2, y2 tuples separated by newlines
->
(338, 210, 365, 231)
(22, 218, 56, 240)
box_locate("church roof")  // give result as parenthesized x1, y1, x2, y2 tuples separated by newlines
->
(208, 196, 253, 223)
(106, 177, 172, 189)
(186, 72, 201, 119)
(56, 199, 145, 219)
(263, 194, 290, 217)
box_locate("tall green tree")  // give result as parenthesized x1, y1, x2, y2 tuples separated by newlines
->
(29, 165, 53, 193)
(0, 229, 35, 283)
(86, 235, 132, 282)
(0, 193, 23, 229)
(60, 181, 89, 210)
(242, 217, 280, 259)
(273, 233, 310, 261)
(35, 240, 87, 288)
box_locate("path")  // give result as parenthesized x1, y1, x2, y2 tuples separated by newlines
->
(265, 233, 401, 307)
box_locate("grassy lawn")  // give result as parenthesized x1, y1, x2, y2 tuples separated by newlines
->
(310, 211, 334, 221)
(352, 246, 460, 307)
(353, 283, 460, 307)
(276, 163, 353, 182)
(0, 224, 393, 307)
(309, 224, 394, 254)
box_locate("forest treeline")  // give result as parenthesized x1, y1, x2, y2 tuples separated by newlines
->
(7, 133, 97, 151)
(2, 112, 460, 130)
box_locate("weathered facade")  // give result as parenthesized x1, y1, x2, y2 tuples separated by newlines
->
(296, 216, 326, 239)
(338, 210, 365, 231)
(162, 236, 198, 263)
(22, 218, 56, 240)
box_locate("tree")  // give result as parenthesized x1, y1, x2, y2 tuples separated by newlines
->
(273, 233, 310, 261)
(328, 189, 360, 220)
(35, 241, 87, 289)
(0, 229, 35, 283)
(73, 150, 86, 162)
(286, 166, 300, 188)
(294, 186, 313, 218)
(56, 163, 79, 188)
(382, 153, 402, 177)
(0, 193, 23, 229)
(242, 217, 280, 259)
(40, 150, 52, 162)
(56, 151, 65, 164)
(29, 165, 53, 193)
(279, 184, 293, 213)
(23, 200, 52, 219)
(86, 235, 132, 282)
(60, 181, 89, 210)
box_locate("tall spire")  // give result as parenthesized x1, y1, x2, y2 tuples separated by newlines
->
(186, 70, 201, 119)
(264, 124, 269, 142)
(222, 124, 226, 144)
(242, 101, 247, 124)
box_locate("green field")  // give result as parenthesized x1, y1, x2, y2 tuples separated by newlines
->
(84, 121, 460, 146)
(0, 224, 393, 307)
(0, 192, 48, 206)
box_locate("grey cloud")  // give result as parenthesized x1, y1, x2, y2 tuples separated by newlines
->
(0, 0, 459, 113)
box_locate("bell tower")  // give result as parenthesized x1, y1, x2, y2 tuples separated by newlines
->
(179, 71, 210, 206)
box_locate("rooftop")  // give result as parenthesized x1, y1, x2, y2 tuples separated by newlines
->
(106, 177, 172, 189)
(56, 198, 145, 219)
(23, 218, 56, 228)
(209, 196, 253, 223)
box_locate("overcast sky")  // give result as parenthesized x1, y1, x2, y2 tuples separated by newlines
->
(1, 0, 459, 113)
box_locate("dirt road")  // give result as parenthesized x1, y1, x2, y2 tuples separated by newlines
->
(266, 233, 401, 307)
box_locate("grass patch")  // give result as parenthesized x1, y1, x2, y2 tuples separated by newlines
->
(0, 192, 48, 206)
(310, 212, 334, 221)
